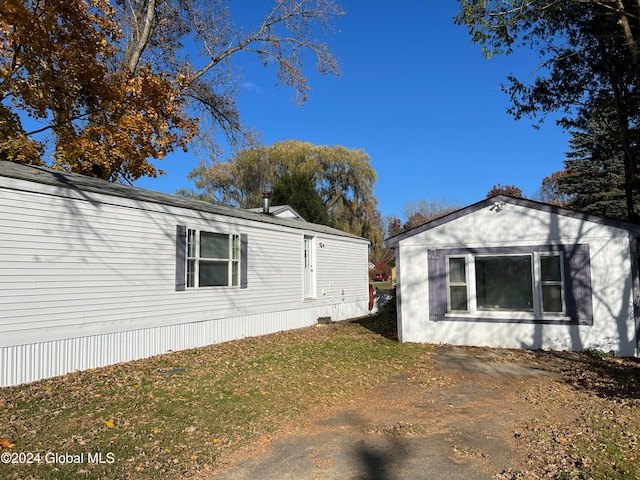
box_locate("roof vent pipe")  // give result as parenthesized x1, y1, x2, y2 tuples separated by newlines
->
(262, 191, 271, 214)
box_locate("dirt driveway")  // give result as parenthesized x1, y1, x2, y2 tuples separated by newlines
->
(206, 345, 574, 479)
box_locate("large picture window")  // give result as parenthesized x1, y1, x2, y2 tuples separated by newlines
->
(475, 255, 534, 311)
(446, 253, 563, 316)
(186, 229, 240, 288)
(431, 244, 592, 325)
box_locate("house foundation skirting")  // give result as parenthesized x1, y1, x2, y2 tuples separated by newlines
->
(0, 301, 364, 387)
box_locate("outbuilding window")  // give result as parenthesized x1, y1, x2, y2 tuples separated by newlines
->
(447, 257, 468, 311)
(446, 253, 564, 316)
(430, 244, 592, 325)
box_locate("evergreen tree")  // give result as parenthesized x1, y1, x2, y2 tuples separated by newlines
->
(555, 95, 635, 219)
(271, 171, 330, 226)
(456, 0, 640, 220)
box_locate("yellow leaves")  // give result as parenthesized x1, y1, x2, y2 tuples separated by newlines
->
(104, 418, 115, 429)
(1, 0, 192, 182)
(49, 65, 194, 181)
(0, 111, 45, 165)
(0, 438, 15, 449)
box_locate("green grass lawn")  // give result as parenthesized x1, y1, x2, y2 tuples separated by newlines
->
(0, 314, 424, 480)
(1, 310, 638, 480)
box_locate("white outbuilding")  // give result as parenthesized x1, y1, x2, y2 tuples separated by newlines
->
(0, 161, 370, 387)
(385, 195, 640, 356)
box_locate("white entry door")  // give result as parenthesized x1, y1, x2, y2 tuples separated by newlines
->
(303, 236, 315, 298)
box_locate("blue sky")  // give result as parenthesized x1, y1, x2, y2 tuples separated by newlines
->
(134, 0, 570, 221)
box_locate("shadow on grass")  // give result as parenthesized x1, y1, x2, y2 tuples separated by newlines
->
(555, 350, 640, 402)
(355, 291, 640, 403)
(355, 290, 399, 340)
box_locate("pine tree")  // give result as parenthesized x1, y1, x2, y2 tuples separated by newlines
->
(555, 95, 635, 219)
(271, 171, 330, 226)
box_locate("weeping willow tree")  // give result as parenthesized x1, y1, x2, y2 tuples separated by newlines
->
(181, 140, 383, 256)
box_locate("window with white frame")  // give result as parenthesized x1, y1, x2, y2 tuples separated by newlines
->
(186, 229, 240, 288)
(446, 252, 564, 316)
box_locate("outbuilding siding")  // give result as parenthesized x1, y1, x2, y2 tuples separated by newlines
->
(386, 196, 640, 356)
(0, 162, 370, 386)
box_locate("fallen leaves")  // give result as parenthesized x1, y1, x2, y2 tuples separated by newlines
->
(503, 351, 640, 480)
(0, 322, 415, 476)
(0, 321, 638, 480)
(0, 438, 14, 449)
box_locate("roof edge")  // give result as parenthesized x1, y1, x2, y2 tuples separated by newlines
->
(0, 161, 365, 241)
(385, 195, 640, 247)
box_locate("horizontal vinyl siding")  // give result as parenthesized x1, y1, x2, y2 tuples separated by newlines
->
(400, 202, 632, 248)
(0, 190, 178, 340)
(0, 182, 370, 384)
(316, 236, 369, 320)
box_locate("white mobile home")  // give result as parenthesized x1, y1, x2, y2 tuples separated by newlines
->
(0, 161, 370, 387)
(385, 195, 640, 356)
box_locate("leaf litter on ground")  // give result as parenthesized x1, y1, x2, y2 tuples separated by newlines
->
(0, 315, 638, 480)
(0, 318, 424, 479)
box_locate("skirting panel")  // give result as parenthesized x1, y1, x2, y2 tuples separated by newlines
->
(0, 302, 364, 387)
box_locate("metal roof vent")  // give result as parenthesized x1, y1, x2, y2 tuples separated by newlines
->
(262, 191, 271, 214)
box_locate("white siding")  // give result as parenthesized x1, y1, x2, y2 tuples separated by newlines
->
(395, 201, 639, 356)
(315, 235, 370, 320)
(0, 306, 334, 387)
(0, 177, 369, 386)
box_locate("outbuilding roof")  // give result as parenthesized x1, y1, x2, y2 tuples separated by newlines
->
(0, 160, 365, 241)
(385, 194, 640, 248)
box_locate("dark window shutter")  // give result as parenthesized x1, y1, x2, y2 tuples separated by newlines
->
(428, 250, 446, 321)
(175, 225, 186, 291)
(565, 244, 593, 325)
(240, 234, 248, 289)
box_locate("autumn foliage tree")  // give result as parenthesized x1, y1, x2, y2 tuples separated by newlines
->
(1, 0, 195, 181)
(486, 184, 523, 198)
(1, 0, 342, 182)
(537, 171, 573, 206)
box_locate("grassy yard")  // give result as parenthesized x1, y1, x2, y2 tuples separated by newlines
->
(1, 307, 639, 480)
(0, 312, 424, 480)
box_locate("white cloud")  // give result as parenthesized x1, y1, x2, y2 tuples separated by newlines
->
(241, 82, 262, 93)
